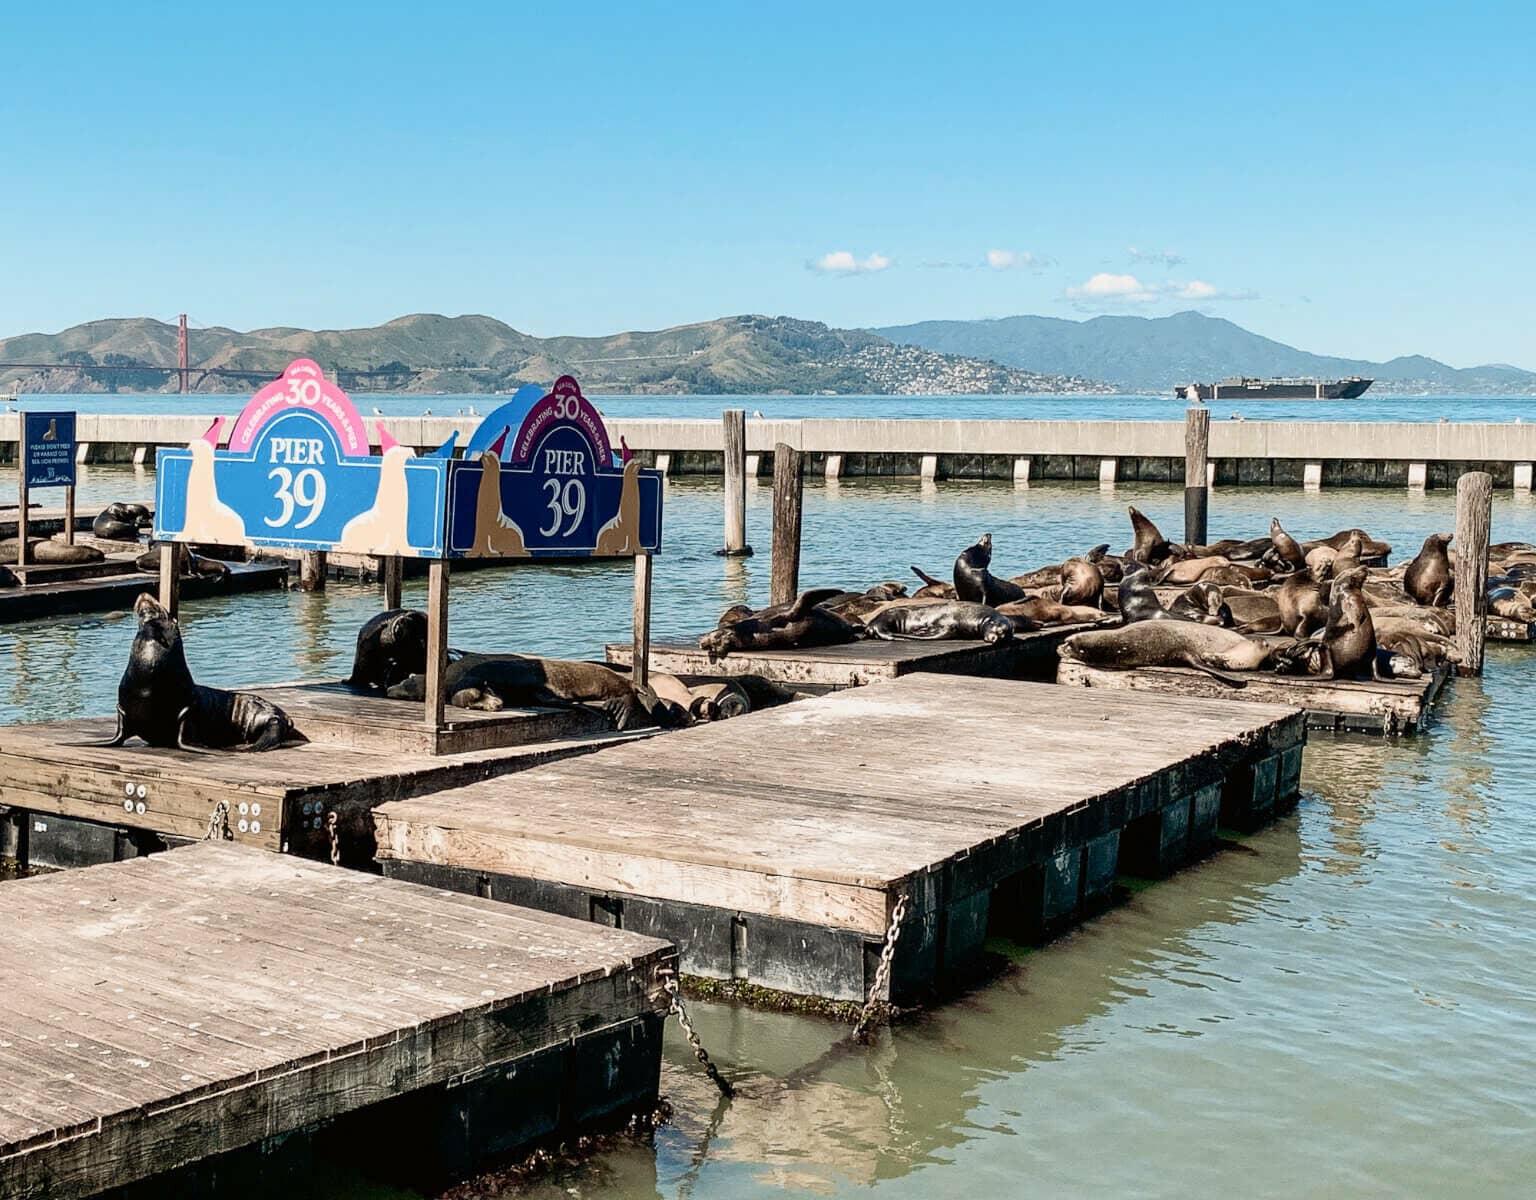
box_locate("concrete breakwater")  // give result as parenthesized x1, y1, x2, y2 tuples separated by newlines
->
(3, 414, 1534, 489)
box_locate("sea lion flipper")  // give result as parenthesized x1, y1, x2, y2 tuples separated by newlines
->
(77, 705, 129, 748)
(787, 588, 847, 618)
(174, 707, 212, 755)
(910, 566, 945, 588)
(1180, 656, 1250, 688)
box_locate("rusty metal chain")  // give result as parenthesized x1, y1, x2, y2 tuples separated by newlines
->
(852, 891, 908, 1042)
(660, 969, 734, 1098)
(324, 810, 340, 866)
(204, 799, 231, 842)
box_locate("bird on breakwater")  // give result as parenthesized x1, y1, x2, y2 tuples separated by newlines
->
(752, 409, 763, 417)
(423, 408, 432, 416)
(371, 406, 384, 416)
(468, 405, 479, 416)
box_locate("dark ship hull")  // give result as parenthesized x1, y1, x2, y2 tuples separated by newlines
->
(1175, 377, 1373, 401)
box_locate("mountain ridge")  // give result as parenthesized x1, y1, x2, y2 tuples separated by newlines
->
(871, 311, 1536, 395)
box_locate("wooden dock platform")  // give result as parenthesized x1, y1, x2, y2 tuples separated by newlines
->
(1057, 659, 1450, 735)
(0, 842, 674, 1199)
(1486, 615, 1535, 643)
(0, 696, 645, 871)
(605, 623, 1101, 688)
(373, 674, 1305, 1007)
(0, 559, 285, 622)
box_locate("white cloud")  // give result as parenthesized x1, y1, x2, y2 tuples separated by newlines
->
(1129, 246, 1185, 268)
(986, 248, 1041, 270)
(809, 250, 891, 275)
(1066, 273, 1256, 307)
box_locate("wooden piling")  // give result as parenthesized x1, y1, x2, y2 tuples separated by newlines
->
(158, 539, 180, 617)
(632, 551, 653, 690)
(63, 484, 75, 546)
(16, 470, 27, 568)
(299, 549, 327, 592)
(1184, 405, 1210, 547)
(770, 442, 803, 607)
(383, 554, 403, 610)
(1455, 470, 1492, 675)
(424, 559, 449, 730)
(719, 409, 751, 556)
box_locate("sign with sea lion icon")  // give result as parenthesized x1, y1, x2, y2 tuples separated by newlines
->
(445, 376, 662, 558)
(23, 411, 76, 488)
(154, 359, 450, 556)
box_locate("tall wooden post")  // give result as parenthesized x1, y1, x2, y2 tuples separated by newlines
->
(718, 408, 751, 556)
(770, 443, 804, 607)
(632, 551, 653, 690)
(299, 550, 327, 592)
(16, 470, 27, 569)
(1184, 405, 1210, 548)
(423, 559, 449, 732)
(63, 484, 75, 546)
(158, 540, 180, 617)
(382, 555, 403, 610)
(1454, 470, 1492, 676)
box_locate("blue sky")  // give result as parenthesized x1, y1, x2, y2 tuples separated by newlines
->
(2, 1, 1531, 366)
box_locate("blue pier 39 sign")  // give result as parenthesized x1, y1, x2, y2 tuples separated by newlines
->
(446, 376, 662, 559)
(23, 411, 76, 488)
(154, 360, 449, 556)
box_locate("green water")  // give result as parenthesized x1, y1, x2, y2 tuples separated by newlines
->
(6, 469, 1535, 1197)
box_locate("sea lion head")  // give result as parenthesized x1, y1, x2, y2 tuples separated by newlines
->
(864, 581, 907, 600)
(979, 612, 1013, 644)
(132, 593, 183, 651)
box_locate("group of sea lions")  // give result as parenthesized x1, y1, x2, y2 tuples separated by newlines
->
(347, 609, 793, 730)
(1056, 506, 1488, 685)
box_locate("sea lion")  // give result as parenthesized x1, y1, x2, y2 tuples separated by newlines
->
(1115, 567, 1184, 624)
(1489, 588, 1536, 622)
(1371, 608, 1455, 637)
(1058, 621, 1273, 683)
(1222, 589, 1284, 633)
(1304, 528, 1391, 561)
(1166, 582, 1233, 626)
(1007, 564, 1065, 589)
(1404, 533, 1454, 607)
(864, 601, 1013, 643)
(387, 653, 669, 731)
(93, 502, 150, 542)
(701, 589, 861, 658)
(953, 534, 1025, 606)
(346, 609, 429, 691)
(90, 594, 300, 751)
(1084, 544, 1124, 583)
(996, 597, 1106, 627)
(685, 679, 752, 721)
(1377, 628, 1462, 669)
(908, 566, 958, 598)
(1275, 567, 1331, 636)
(134, 542, 231, 579)
(717, 603, 757, 627)
(1058, 556, 1104, 608)
(1269, 518, 1305, 570)
(1322, 566, 1378, 680)
(1155, 556, 1236, 585)
(0, 537, 105, 565)
(1125, 506, 1174, 565)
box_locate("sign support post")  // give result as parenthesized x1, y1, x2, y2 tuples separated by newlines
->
(158, 541, 180, 618)
(383, 555, 403, 610)
(16, 470, 27, 569)
(63, 483, 75, 546)
(424, 559, 449, 732)
(632, 551, 653, 690)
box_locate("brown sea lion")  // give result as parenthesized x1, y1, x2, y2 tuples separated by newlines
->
(1489, 588, 1536, 623)
(1269, 518, 1306, 570)
(1222, 590, 1283, 633)
(684, 679, 752, 721)
(1276, 567, 1331, 636)
(1155, 556, 1235, 585)
(1126, 506, 1173, 565)
(865, 601, 1014, 643)
(953, 534, 1026, 606)
(701, 589, 861, 658)
(1404, 534, 1454, 607)
(1377, 628, 1462, 669)
(1166, 582, 1233, 626)
(1305, 528, 1391, 561)
(387, 653, 669, 730)
(135, 542, 231, 579)
(909, 565, 958, 599)
(996, 597, 1106, 627)
(1058, 555, 1105, 608)
(1008, 564, 1065, 589)
(1084, 544, 1125, 583)
(1058, 620, 1273, 684)
(0, 537, 105, 565)
(1323, 566, 1378, 680)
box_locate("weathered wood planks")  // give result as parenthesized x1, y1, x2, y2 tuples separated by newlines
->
(1057, 658, 1449, 735)
(374, 674, 1305, 1005)
(0, 560, 286, 621)
(605, 624, 1099, 688)
(0, 842, 674, 1199)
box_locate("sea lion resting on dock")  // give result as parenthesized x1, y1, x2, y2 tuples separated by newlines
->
(701, 589, 862, 658)
(92, 502, 151, 542)
(1166, 582, 1233, 626)
(995, 596, 1107, 627)
(134, 542, 231, 579)
(91, 594, 300, 751)
(387, 654, 672, 730)
(1059, 621, 1273, 684)
(346, 609, 430, 691)
(0, 537, 105, 565)
(864, 600, 1014, 643)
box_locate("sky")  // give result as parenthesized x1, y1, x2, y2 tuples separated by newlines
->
(1, 1, 1532, 367)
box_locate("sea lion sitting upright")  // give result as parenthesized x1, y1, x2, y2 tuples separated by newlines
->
(93, 502, 150, 542)
(1115, 566, 1180, 624)
(865, 601, 1014, 644)
(91, 594, 300, 751)
(953, 534, 1026, 606)
(1323, 566, 1378, 680)
(700, 589, 861, 658)
(346, 609, 430, 691)
(1404, 533, 1454, 607)
(1058, 555, 1105, 608)
(1275, 564, 1332, 636)
(1125, 506, 1174, 565)
(1268, 518, 1306, 570)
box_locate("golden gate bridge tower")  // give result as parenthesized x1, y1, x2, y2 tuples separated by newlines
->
(177, 313, 189, 394)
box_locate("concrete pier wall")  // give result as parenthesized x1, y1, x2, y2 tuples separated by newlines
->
(0, 414, 1530, 487)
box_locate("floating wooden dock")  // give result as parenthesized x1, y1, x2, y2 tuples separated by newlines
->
(373, 674, 1305, 1007)
(606, 623, 1101, 688)
(0, 842, 674, 1199)
(0, 559, 285, 621)
(1486, 615, 1535, 643)
(1057, 659, 1449, 735)
(0, 689, 645, 871)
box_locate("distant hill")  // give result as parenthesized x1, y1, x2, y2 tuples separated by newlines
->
(873, 311, 1536, 396)
(0, 314, 1111, 396)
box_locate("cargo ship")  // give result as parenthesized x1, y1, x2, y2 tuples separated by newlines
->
(1175, 376, 1373, 401)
